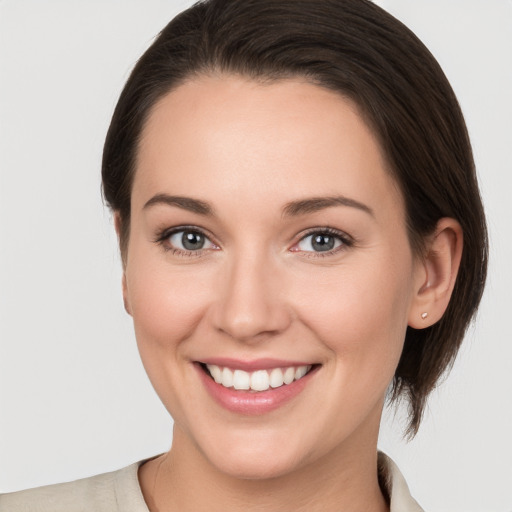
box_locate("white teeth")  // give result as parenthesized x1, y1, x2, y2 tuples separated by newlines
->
(205, 364, 312, 392)
(283, 367, 295, 385)
(269, 368, 284, 388)
(209, 365, 222, 384)
(221, 367, 233, 388)
(295, 366, 308, 379)
(233, 369, 250, 390)
(250, 370, 270, 391)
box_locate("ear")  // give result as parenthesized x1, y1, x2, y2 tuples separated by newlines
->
(114, 212, 132, 317)
(408, 218, 463, 328)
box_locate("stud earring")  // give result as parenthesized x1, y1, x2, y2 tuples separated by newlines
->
(421, 312, 428, 319)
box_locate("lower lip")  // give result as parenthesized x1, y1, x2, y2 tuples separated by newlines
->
(196, 364, 317, 415)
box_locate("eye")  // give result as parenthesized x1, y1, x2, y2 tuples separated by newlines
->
(294, 229, 350, 254)
(170, 230, 209, 250)
(158, 228, 218, 254)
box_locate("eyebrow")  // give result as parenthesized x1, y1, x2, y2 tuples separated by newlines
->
(143, 194, 214, 216)
(143, 193, 373, 218)
(282, 196, 374, 217)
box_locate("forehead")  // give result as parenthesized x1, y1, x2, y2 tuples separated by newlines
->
(134, 75, 403, 221)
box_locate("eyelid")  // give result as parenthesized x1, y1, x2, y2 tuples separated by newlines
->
(153, 225, 353, 257)
(154, 225, 220, 254)
(290, 227, 354, 255)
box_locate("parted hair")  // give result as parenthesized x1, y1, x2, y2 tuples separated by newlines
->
(102, 0, 488, 436)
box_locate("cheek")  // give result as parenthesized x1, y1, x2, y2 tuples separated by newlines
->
(124, 251, 217, 422)
(293, 254, 414, 374)
(125, 252, 214, 351)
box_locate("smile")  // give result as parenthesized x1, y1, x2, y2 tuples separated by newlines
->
(196, 359, 320, 414)
(204, 364, 313, 392)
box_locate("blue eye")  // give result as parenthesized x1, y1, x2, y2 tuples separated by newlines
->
(296, 231, 346, 253)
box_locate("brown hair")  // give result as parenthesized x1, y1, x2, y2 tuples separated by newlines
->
(102, 0, 488, 436)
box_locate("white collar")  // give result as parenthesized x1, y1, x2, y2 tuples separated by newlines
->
(378, 452, 424, 511)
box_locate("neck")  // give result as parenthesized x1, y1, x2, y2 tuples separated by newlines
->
(139, 426, 388, 512)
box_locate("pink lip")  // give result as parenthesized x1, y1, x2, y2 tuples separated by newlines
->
(199, 357, 313, 371)
(195, 362, 319, 415)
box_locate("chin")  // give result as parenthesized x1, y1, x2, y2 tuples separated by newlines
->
(194, 428, 311, 481)
(212, 452, 304, 481)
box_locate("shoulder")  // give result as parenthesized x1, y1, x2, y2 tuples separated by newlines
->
(0, 461, 149, 512)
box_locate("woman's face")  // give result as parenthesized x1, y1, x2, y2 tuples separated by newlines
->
(123, 76, 425, 478)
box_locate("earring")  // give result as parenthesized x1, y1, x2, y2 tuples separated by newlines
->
(421, 312, 428, 319)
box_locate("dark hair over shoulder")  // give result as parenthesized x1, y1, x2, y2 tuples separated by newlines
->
(102, 0, 488, 436)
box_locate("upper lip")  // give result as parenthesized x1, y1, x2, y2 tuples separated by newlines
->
(197, 357, 316, 371)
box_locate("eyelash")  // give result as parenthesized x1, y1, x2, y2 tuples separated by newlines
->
(292, 227, 353, 258)
(154, 226, 218, 257)
(154, 226, 353, 258)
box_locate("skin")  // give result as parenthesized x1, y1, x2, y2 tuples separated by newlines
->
(119, 76, 462, 512)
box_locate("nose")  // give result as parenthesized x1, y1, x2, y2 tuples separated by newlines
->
(211, 252, 292, 343)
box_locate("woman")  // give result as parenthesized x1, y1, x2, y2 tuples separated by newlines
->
(0, 0, 489, 510)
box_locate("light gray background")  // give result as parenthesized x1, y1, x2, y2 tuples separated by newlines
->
(0, 1, 511, 511)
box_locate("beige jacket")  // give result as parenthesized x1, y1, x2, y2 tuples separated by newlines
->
(0, 452, 423, 511)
